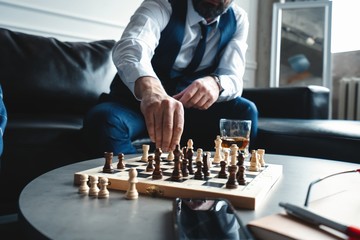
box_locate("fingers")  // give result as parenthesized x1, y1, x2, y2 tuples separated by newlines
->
(141, 97, 184, 152)
(176, 79, 217, 110)
(158, 99, 184, 152)
(170, 106, 184, 150)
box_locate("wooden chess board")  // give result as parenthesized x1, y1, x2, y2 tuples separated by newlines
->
(74, 154, 282, 209)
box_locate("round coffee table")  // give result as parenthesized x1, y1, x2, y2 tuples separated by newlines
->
(18, 154, 359, 239)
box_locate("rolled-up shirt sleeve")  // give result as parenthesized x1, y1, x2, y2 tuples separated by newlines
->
(215, 7, 249, 102)
(112, 0, 171, 95)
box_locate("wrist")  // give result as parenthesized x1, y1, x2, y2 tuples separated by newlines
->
(211, 74, 224, 95)
(135, 76, 166, 100)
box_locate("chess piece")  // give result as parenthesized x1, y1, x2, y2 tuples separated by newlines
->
(213, 135, 223, 164)
(141, 144, 150, 162)
(146, 155, 154, 172)
(89, 175, 100, 196)
(249, 150, 260, 172)
(125, 168, 139, 200)
(230, 144, 238, 166)
(187, 139, 194, 150)
(171, 145, 182, 181)
(182, 146, 187, 160)
(78, 174, 89, 194)
(236, 151, 246, 185)
(117, 153, 125, 169)
(186, 139, 194, 174)
(152, 148, 163, 179)
(202, 152, 211, 177)
(257, 149, 266, 167)
(226, 164, 238, 189)
(98, 177, 110, 198)
(103, 152, 114, 173)
(195, 148, 203, 162)
(223, 149, 230, 164)
(181, 158, 189, 177)
(226, 144, 239, 189)
(194, 161, 203, 180)
(167, 150, 174, 161)
(218, 161, 228, 179)
(206, 151, 212, 160)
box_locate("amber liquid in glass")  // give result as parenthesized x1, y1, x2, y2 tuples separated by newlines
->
(220, 137, 249, 150)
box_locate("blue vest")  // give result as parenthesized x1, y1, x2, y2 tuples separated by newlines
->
(152, 0, 237, 95)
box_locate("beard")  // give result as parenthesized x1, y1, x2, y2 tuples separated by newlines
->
(192, 0, 232, 19)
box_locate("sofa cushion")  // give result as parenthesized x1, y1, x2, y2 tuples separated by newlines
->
(0, 28, 116, 114)
(257, 118, 360, 163)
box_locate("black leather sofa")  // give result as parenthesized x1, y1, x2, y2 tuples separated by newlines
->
(243, 88, 360, 164)
(0, 27, 359, 219)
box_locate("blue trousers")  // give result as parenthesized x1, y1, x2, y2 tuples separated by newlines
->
(0, 84, 7, 158)
(82, 97, 258, 155)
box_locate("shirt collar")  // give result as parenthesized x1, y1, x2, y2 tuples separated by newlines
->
(187, 0, 221, 27)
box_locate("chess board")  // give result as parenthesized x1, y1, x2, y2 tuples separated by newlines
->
(74, 154, 282, 210)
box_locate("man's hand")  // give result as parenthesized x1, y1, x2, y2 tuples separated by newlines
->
(173, 76, 220, 110)
(135, 76, 184, 152)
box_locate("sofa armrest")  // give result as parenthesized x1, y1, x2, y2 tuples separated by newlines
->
(242, 85, 330, 119)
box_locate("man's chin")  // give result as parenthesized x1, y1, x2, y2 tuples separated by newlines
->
(193, 1, 226, 19)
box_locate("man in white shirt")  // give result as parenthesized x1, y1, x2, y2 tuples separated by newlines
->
(83, 0, 258, 154)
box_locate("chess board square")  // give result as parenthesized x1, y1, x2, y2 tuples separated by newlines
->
(126, 163, 145, 168)
(162, 171, 173, 177)
(202, 181, 225, 188)
(165, 177, 186, 183)
(245, 174, 256, 179)
(182, 179, 207, 186)
(207, 178, 227, 184)
(138, 172, 151, 178)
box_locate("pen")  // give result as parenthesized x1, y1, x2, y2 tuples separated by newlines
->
(279, 202, 360, 240)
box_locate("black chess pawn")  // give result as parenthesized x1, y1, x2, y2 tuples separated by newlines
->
(152, 148, 163, 179)
(182, 146, 187, 160)
(226, 165, 238, 189)
(236, 151, 246, 185)
(171, 145, 182, 181)
(218, 160, 228, 179)
(181, 158, 189, 177)
(186, 147, 194, 174)
(117, 153, 125, 169)
(237, 165, 246, 185)
(202, 153, 210, 177)
(103, 152, 115, 173)
(194, 161, 203, 180)
(146, 155, 154, 172)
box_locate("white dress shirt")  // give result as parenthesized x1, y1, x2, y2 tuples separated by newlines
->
(112, 0, 249, 102)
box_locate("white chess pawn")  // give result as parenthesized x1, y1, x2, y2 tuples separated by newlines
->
(223, 149, 230, 165)
(213, 135, 222, 164)
(230, 144, 238, 166)
(98, 177, 110, 198)
(167, 150, 174, 161)
(141, 144, 150, 162)
(187, 139, 194, 149)
(249, 150, 260, 172)
(78, 174, 89, 194)
(195, 148, 203, 162)
(89, 175, 100, 196)
(125, 168, 139, 200)
(257, 149, 266, 167)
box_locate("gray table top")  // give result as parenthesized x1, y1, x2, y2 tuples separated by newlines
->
(19, 154, 360, 240)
